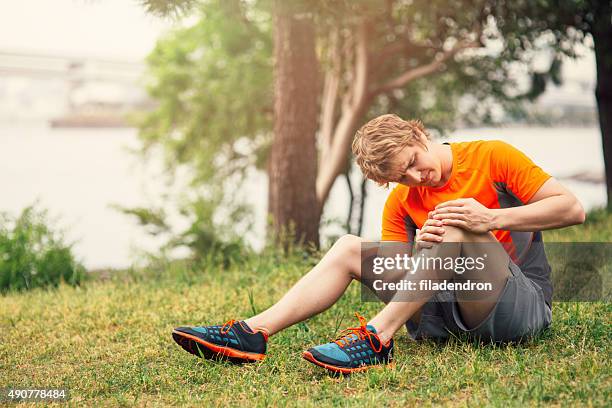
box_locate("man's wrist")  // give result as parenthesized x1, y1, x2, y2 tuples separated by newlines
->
(489, 208, 504, 230)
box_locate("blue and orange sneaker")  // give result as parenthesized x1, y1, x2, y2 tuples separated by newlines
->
(302, 313, 394, 374)
(172, 320, 268, 363)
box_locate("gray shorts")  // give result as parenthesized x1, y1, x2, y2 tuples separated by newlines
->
(406, 259, 552, 343)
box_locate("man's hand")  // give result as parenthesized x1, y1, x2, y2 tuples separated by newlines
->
(431, 198, 494, 234)
(415, 218, 445, 251)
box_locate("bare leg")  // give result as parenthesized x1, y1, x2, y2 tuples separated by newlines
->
(245, 235, 363, 335)
(244, 234, 414, 335)
(369, 225, 511, 343)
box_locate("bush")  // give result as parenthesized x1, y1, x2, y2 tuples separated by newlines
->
(0, 205, 86, 292)
(117, 195, 251, 270)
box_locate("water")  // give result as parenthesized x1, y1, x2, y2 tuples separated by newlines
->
(0, 122, 606, 269)
(0, 122, 178, 269)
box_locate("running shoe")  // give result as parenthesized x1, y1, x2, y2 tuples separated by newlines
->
(172, 320, 268, 363)
(302, 313, 394, 373)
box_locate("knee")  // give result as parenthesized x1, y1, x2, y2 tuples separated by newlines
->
(441, 225, 467, 242)
(331, 234, 362, 276)
(441, 225, 490, 243)
(333, 234, 362, 255)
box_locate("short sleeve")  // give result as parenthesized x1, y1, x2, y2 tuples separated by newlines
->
(489, 141, 552, 204)
(381, 187, 415, 242)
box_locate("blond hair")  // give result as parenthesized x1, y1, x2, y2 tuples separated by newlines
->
(352, 114, 430, 187)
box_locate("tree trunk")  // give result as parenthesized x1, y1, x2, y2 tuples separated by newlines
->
(592, 1, 612, 210)
(344, 171, 354, 234)
(268, 2, 320, 246)
(316, 20, 371, 206)
(357, 176, 367, 236)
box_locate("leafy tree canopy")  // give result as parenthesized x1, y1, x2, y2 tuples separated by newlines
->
(136, 0, 595, 251)
(140, 0, 273, 186)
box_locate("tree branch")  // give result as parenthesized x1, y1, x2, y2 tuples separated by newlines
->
(316, 18, 372, 205)
(344, 170, 354, 234)
(371, 39, 435, 63)
(371, 37, 480, 97)
(319, 29, 341, 155)
(352, 20, 370, 106)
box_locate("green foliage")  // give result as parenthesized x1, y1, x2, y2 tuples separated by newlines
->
(142, 0, 593, 155)
(140, 0, 273, 185)
(489, 0, 598, 101)
(170, 196, 250, 267)
(0, 205, 86, 292)
(545, 206, 612, 242)
(117, 193, 251, 267)
(137, 0, 600, 245)
(113, 205, 170, 236)
(314, 0, 593, 128)
(138, 0, 196, 18)
(134, 0, 273, 259)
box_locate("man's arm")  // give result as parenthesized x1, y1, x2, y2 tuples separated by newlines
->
(490, 177, 585, 231)
(432, 178, 586, 233)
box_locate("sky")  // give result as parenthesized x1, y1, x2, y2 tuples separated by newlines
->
(0, 0, 175, 61)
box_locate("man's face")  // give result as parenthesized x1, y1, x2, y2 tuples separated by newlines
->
(387, 140, 441, 187)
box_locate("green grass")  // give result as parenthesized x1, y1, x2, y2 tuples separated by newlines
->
(544, 207, 612, 242)
(1, 214, 612, 406)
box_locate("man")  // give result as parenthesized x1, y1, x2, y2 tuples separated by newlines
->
(172, 114, 585, 374)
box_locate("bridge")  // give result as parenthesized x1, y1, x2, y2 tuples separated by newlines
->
(0, 50, 145, 83)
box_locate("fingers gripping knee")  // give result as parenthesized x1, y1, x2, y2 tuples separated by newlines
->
(440, 225, 466, 242)
(441, 225, 493, 243)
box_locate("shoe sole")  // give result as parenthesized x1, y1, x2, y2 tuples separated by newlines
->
(302, 351, 393, 374)
(172, 329, 266, 363)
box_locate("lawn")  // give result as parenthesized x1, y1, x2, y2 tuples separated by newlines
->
(1, 212, 611, 406)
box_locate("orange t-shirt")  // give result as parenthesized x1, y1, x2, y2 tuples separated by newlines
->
(381, 140, 552, 263)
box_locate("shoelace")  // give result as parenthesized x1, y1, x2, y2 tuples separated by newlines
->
(220, 319, 237, 334)
(334, 312, 384, 353)
(219, 319, 270, 341)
